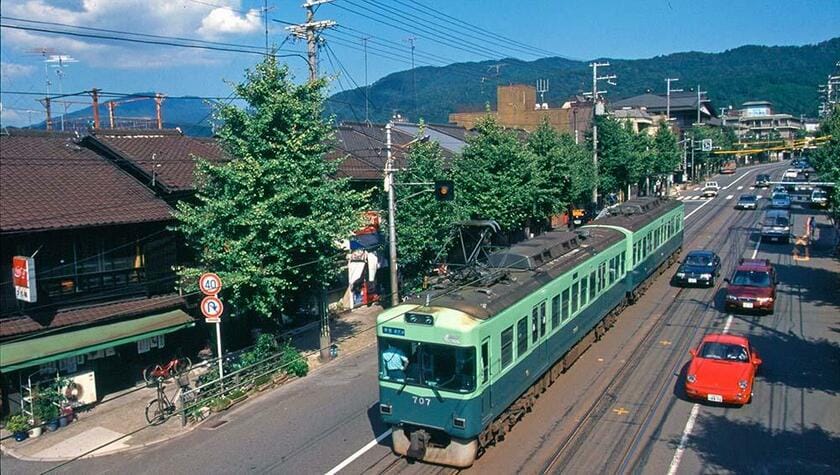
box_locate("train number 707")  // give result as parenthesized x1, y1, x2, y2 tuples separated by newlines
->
(412, 396, 431, 406)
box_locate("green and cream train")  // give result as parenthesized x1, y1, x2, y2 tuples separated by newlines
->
(376, 197, 684, 467)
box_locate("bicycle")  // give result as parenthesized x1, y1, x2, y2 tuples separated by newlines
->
(144, 382, 176, 425)
(142, 356, 192, 385)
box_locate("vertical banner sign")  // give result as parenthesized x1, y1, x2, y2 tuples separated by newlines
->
(12, 256, 37, 303)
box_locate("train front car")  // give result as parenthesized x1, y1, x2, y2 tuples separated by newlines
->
(377, 304, 482, 468)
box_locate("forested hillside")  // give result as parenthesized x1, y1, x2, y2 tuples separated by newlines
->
(328, 37, 840, 124)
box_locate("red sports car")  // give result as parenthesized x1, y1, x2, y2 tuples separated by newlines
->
(684, 333, 762, 406)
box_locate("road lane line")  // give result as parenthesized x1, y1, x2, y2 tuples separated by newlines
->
(667, 403, 700, 475)
(722, 314, 734, 334)
(725, 195, 734, 200)
(752, 232, 762, 259)
(325, 428, 393, 475)
(722, 171, 753, 190)
(684, 196, 715, 220)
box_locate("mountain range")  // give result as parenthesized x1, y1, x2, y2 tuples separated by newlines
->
(21, 38, 840, 135)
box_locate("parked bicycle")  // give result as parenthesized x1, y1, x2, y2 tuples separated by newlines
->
(144, 382, 176, 425)
(142, 356, 192, 385)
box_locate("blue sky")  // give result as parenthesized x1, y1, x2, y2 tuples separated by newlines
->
(1, 0, 838, 127)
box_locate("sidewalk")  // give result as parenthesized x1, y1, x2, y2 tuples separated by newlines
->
(0, 304, 382, 462)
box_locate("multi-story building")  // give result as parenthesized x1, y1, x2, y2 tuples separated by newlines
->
(721, 101, 803, 140)
(609, 90, 716, 133)
(0, 130, 196, 414)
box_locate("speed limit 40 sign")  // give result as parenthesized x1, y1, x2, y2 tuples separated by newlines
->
(199, 273, 222, 296)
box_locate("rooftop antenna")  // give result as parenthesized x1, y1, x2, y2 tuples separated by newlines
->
(536, 78, 549, 107)
(26, 48, 57, 129)
(46, 54, 78, 131)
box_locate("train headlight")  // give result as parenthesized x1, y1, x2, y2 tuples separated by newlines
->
(379, 404, 392, 415)
(453, 416, 466, 429)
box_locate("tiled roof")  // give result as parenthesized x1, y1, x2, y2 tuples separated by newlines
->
(0, 130, 175, 233)
(86, 129, 228, 193)
(0, 293, 187, 339)
(610, 92, 710, 112)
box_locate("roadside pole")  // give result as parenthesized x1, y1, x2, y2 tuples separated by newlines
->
(199, 273, 225, 387)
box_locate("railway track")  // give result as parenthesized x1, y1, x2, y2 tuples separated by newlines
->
(540, 190, 760, 474)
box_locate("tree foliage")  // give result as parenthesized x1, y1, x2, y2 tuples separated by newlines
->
(394, 125, 463, 289)
(593, 116, 635, 196)
(175, 56, 368, 318)
(811, 106, 840, 215)
(452, 116, 537, 232)
(527, 120, 595, 213)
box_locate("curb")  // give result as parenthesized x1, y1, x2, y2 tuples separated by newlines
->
(0, 340, 378, 463)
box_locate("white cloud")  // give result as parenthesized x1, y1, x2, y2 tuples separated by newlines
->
(1, 62, 35, 80)
(197, 7, 262, 38)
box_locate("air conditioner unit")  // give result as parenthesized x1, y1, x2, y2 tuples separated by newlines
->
(65, 370, 97, 406)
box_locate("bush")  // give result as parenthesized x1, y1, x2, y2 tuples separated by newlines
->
(210, 397, 231, 412)
(6, 414, 30, 433)
(254, 374, 271, 386)
(228, 388, 246, 399)
(280, 342, 308, 377)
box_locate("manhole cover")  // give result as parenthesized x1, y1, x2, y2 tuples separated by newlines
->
(205, 419, 228, 429)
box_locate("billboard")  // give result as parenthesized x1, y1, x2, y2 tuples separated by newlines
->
(12, 256, 37, 303)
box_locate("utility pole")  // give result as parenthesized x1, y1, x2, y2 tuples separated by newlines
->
(696, 85, 707, 125)
(43, 96, 52, 131)
(407, 36, 416, 120)
(90, 88, 101, 129)
(286, 0, 336, 83)
(263, 0, 270, 54)
(107, 101, 116, 128)
(385, 122, 399, 306)
(665, 77, 682, 122)
(585, 62, 616, 207)
(363, 37, 370, 123)
(154, 93, 164, 129)
(287, 0, 336, 362)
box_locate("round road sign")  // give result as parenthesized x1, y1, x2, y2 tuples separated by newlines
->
(199, 273, 222, 296)
(201, 296, 224, 319)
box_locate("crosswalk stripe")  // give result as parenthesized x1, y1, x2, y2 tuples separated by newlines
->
(737, 186, 743, 190)
(725, 194, 734, 200)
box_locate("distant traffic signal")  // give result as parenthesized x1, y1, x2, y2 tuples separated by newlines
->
(434, 180, 454, 201)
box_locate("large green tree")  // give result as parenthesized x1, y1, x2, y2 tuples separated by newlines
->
(527, 120, 595, 214)
(593, 115, 635, 197)
(811, 106, 840, 216)
(394, 126, 462, 290)
(453, 116, 537, 232)
(175, 56, 368, 318)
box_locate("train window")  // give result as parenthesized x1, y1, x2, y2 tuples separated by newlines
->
(589, 272, 596, 300)
(618, 251, 627, 276)
(531, 307, 539, 343)
(561, 288, 570, 320)
(598, 262, 606, 291)
(633, 242, 639, 266)
(539, 301, 547, 336)
(500, 327, 513, 369)
(571, 281, 579, 314)
(482, 340, 490, 383)
(580, 277, 588, 306)
(517, 318, 528, 357)
(609, 257, 616, 285)
(551, 295, 561, 329)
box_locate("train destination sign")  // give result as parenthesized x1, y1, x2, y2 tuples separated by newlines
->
(382, 327, 405, 336)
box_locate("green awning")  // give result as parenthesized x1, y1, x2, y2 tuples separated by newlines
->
(0, 310, 195, 372)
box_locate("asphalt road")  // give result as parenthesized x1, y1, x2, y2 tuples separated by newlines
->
(4, 161, 838, 475)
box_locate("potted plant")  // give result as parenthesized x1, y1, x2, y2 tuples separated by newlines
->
(34, 398, 60, 432)
(7, 414, 31, 442)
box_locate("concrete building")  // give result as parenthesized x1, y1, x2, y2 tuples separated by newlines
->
(721, 101, 803, 140)
(609, 91, 715, 132)
(448, 85, 593, 140)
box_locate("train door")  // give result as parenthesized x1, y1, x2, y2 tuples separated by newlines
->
(480, 338, 492, 417)
(533, 300, 548, 369)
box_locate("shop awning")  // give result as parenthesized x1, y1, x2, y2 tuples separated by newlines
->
(0, 310, 195, 372)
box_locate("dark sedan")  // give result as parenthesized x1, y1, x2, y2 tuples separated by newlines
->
(673, 250, 721, 287)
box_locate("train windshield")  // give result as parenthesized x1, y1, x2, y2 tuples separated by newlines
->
(379, 337, 476, 393)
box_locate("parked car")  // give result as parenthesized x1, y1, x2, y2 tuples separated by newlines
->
(673, 250, 721, 287)
(760, 209, 792, 243)
(684, 333, 761, 406)
(735, 194, 758, 210)
(811, 189, 829, 208)
(783, 169, 799, 179)
(724, 258, 777, 314)
(770, 192, 791, 209)
(754, 174, 771, 188)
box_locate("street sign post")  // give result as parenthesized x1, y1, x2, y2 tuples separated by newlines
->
(199, 275, 225, 385)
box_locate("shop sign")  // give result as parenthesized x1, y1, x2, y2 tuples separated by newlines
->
(12, 256, 37, 303)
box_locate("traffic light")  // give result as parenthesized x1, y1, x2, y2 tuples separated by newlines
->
(434, 180, 454, 201)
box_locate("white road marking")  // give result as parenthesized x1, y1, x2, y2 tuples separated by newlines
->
(722, 171, 753, 190)
(752, 232, 762, 259)
(667, 404, 700, 475)
(737, 185, 744, 190)
(749, 186, 755, 190)
(722, 314, 734, 334)
(676, 196, 685, 201)
(725, 195, 734, 200)
(684, 196, 715, 220)
(325, 428, 393, 475)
